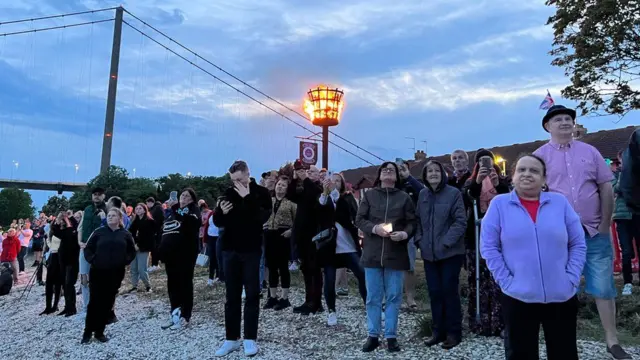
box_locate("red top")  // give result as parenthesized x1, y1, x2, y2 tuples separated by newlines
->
(519, 197, 540, 223)
(1, 235, 21, 262)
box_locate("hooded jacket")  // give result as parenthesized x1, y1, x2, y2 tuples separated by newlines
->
(129, 216, 157, 252)
(415, 161, 467, 262)
(287, 177, 323, 252)
(159, 202, 201, 264)
(53, 217, 80, 266)
(81, 202, 107, 243)
(84, 226, 136, 270)
(621, 128, 640, 214)
(356, 163, 417, 270)
(0, 235, 21, 262)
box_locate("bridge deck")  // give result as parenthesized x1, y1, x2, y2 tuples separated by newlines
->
(0, 179, 87, 193)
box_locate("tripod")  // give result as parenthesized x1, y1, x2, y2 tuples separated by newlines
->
(17, 260, 44, 302)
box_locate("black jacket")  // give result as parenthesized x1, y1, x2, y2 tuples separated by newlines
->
(129, 217, 157, 252)
(621, 128, 640, 214)
(159, 202, 201, 264)
(213, 180, 272, 253)
(149, 203, 165, 239)
(84, 226, 136, 270)
(317, 192, 360, 267)
(287, 178, 323, 252)
(53, 218, 80, 266)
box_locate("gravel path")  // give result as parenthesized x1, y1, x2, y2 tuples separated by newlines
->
(2, 263, 639, 360)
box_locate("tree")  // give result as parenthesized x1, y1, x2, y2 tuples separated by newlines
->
(0, 188, 35, 226)
(69, 165, 130, 210)
(42, 195, 70, 216)
(547, 0, 640, 117)
(121, 178, 157, 206)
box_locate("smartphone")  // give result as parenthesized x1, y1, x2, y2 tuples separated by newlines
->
(326, 170, 333, 178)
(169, 191, 178, 202)
(395, 157, 404, 165)
(480, 157, 493, 170)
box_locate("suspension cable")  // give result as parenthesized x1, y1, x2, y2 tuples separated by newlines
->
(0, 19, 114, 37)
(122, 20, 375, 165)
(0, 7, 118, 26)
(122, 9, 384, 163)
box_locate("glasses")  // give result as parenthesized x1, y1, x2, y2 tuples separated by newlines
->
(381, 168, 395, 173)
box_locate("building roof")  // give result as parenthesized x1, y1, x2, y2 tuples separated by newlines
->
(342, 125, 638, 189)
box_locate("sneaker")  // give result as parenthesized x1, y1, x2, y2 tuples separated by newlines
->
(327, 311, 338, 326)
(125, 287, 137, 294)
(273, 298, 291, 311)
(170, 318, 188, 330)
(362, 337, 379, 352)
(387, 338, 401, 352)
(289, 261, 299, 271)
(263, 297, 279, 309)
(293, 302, 309, 314)
(607, 344, 632, 359)
(622, 283, 632, 296)
(336, 288, 349, 296)
(145, 286, 152, 293)
(160, 315, 174, 330)
(215, 340, 242, 357)
(148, 266, 158, 272)
(243, 340, 259, 357)
(207, 279, 215, 287)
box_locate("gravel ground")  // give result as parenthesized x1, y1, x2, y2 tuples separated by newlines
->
(2, 262, 639, 360)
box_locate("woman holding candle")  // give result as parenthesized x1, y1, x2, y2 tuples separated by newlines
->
(356, 161, 417, 353)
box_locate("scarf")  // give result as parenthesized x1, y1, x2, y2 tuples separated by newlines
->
(479, 176, 498, 213)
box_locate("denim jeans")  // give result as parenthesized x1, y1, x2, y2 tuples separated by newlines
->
(324, 252, 366, 311)
(424, 255, 464, 339)
(615, 217, 640, 284)
(583, 231, 617, 299)
(223, 250, 261, 340)
(130, 251, 150, 288)
(364, 267, 404, 338)
(79, 249, 91, 311)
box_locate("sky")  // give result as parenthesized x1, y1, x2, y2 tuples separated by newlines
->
(1, 0, 638, 211)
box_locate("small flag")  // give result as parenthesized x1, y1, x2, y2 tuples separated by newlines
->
(539, 90, 555, 110)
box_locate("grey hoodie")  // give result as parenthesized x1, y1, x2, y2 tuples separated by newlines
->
(415, 160, 467, 262)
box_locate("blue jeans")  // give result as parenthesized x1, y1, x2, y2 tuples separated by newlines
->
(365, 267, 404, 339)
(79, 249, 91, 311)
(130, 251, 150, 288)
(583, 231, 617, 299)
(424, 255, 464, 339)
(323, 252, 367, 311)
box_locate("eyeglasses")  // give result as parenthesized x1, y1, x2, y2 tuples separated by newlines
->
(381, 168, 395, 173)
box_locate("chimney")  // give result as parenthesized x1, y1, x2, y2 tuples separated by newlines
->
(414, 150, 427, 161)
(573, 124, 587, 139)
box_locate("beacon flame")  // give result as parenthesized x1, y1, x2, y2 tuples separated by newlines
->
(304, 85, 344, 127)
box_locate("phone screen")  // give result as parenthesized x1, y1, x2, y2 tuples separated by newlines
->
(169, 191, 178, 201)
(480, 157, 493, 169)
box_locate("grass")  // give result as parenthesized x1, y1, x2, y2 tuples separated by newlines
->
(135, 258, 640, 346)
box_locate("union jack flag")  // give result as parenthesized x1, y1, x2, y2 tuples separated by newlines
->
(539, 90, 555, 110)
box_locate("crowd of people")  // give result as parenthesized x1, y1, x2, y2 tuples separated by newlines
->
(1, 104, 639, 359)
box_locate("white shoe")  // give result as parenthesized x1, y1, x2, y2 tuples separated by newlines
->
(243, 340, 259, 357)
(242, 288, 246, 300)
(215, 340, 242, 357)
(171, 318, 188, 330)
(327, 311, 338, 326)
(622, 283, 633, 296)
(162, 307, 181, 330)
(207, 279, 214, 287)
(160, 315, 174, 330)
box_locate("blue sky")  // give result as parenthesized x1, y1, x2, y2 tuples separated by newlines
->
(1, 0, 638, 210)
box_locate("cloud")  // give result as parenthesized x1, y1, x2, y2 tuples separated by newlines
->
(463, 25, 553, 55)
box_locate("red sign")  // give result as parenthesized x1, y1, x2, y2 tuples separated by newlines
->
(300, 141, 318, 165)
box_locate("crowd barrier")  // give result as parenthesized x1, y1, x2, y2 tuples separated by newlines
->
(611, 222, 639, 274)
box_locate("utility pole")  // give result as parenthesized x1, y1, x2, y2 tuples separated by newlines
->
(405, 137, 416, 156)
(322, 126, 329, 170)
(100, 6, 124, 174)
(421, 140, 428, 156)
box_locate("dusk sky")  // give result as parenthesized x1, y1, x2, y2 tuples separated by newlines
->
(1, 0, 638, 210)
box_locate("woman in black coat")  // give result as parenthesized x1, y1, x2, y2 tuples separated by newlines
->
(317, 173, 367, 327)
(53, 211, 80, 317)
(126, 203, 157, 293)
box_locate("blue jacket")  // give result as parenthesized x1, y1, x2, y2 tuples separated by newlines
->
(481, 191, 587, 304)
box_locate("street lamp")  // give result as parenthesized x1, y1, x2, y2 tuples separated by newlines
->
(74, 164, 79, 182)
(495, 156, 507, 176)
(11, 160, 19, 180)
(186, 171, 192, 177)
(132, 168, 136, 178)
(304, 85, 345, 170)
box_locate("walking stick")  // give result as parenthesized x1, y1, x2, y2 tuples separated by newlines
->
(472, 197, 481, 325)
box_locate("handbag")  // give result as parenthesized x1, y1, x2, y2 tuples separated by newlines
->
(196, 248, 209, 267)
(312, 227, 336, 250)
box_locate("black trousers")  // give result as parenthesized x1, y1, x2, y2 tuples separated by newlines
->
(502, 294, 578, 360)
(165, 256, 196, 321)
(151, 234, 162, 266)
(18, 246, 27, 272)
(300, 245, 323, 307)
(615, 217, 640, 284)
(424, 255, 464, 339)
(223, 250, 261, 340)
(61, 262, 79, 311)
(45, 253, 62, 309)
(84, 267, 124, 336)
(206, 235, 219, 280)
(265, 229, 291, 289)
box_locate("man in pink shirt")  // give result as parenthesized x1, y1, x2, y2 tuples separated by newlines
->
(534, 105, 630, 360)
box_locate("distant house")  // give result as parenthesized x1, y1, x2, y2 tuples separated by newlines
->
(342, 125, 638, 198)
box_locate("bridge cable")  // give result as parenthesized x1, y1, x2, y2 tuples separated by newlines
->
(121, 20, 375, 166)
(0, 7, 118, 26)
(122, 9, 385, 164)
(0, 18, 114, 38)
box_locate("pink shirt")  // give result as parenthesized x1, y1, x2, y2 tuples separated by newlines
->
(19, 229, 33, 247)
(534, 140, 613, 237)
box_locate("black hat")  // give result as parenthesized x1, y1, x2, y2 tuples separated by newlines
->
(542, 105, 576, 132)
(91, 187, 105, 195)
(474, 148, 495, 163)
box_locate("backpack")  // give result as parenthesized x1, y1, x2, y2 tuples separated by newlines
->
(0, 263, 14, 296)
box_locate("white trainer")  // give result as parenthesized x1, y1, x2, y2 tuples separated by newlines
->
(327, 311, 338, 326)
(215, 340, 242, 357)
(622, 283, 633, 296)
(243, 340, 259, 357)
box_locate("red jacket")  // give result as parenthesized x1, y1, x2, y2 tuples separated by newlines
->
(1, 235, 21, 262)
